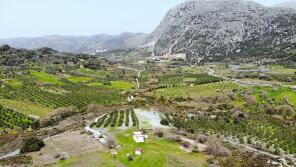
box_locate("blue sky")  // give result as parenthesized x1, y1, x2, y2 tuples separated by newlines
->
(0, 0, 291, 38)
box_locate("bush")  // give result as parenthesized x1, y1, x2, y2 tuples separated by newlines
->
(205, 136, 230, 157)
(154, 129, 164, 137)
(103, 81, 111, 86)
(192, 146, 199, 153)
(127, 154, 133, 161)
(160, 119, 169, 126)
(20, 137, 45, 153)
(181, 141, 191, 148)
(197, 134, 207, 143)
(106, 136, 116, 149)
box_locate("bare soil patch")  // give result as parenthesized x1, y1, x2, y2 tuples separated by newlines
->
(28, 130, 105, 166)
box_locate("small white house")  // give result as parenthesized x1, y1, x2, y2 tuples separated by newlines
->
(135, 148, 144, 155)
(133, 132, 147, 143)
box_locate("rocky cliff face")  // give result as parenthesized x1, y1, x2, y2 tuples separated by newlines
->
(149, 0, 296, 64)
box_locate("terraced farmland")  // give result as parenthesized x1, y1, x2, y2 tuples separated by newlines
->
(90, 110, 138, 128)
(0, 80, 125, 109)
(156, 82, 239, 98)
(168, 112, 296, 156)
(0, 106, 35, 130)
(158, 73, 222, 88)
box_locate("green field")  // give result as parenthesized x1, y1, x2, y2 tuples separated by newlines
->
(254, 86, 296, 107)
(30, 70, 64, 85)
(67, 76, 93, 83)
(268, 65, 296, 75)
(0, 99, 52, 117)
(156, 82, 239, 98)
(78, 68, 111, 79)
(6, 79, 23, 89)
(88, 81, 135, 90)
(177, 66, 208, 74)
(87, 82, 104, 87)
(110, 81, 135, 90)
(51, 130, 207, 167)
(0, 106, 35, 129)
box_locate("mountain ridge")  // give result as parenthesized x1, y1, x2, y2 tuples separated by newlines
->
(148, 0, 296, 64)
(0, 32, 148, 54)
(1, 0, 296, 64)
(273, 0, 296, 9)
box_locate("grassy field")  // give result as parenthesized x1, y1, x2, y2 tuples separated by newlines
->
(51, 129, 207, 167)
(51, 151, 123, 167)
(268, 65, 296, 75)
(30, 70, 64, 85)
(67, 76, 93, 83)
(156, 82, 239, 98)
(0, 99, 52, 117)
(110, 81, 135, 90)
(254, 86, 296, 107)
(78, 68, 111, 79)
(5, 79, 23, 89)
(180, 66, 208, 74)
(87, 82, 104, 87)
(88, 81, 135, 90)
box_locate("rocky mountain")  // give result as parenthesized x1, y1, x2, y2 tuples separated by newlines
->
(0, 32, 147, 54)
(274, 1, 296, 10)
(148, 0, 296, 64)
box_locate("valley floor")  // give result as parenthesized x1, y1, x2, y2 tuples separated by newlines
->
(30, 129, 208, 167)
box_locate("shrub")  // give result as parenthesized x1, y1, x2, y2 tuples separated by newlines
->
(106, 136, 116, 149)
(205, 136, 230, 157)
(103, 81, 111, 86)
(160, 119, 169, 126)
(181, 141, 191, 148)
(127, 154, 133, 161)
(197, 134, 207, 143)
(244, 95, 256, 106)
(192, 146, 199, 153)
(20, 137, 45, 153)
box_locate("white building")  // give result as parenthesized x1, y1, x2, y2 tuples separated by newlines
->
(133, 132, 147, 143)
(135, 148, 144, 155)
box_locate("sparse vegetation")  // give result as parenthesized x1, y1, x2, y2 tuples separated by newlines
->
(20, 137, 45, 153)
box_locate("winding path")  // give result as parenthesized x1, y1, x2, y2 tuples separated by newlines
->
(0, 149, 20, 160)
(136, 70, 143, 89)
(117, 65, 143, 89)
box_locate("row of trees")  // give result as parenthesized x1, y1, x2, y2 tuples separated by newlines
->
(158, 73, 223, 88)
(1, 81, 125, 109)
(169, 111, 296, 155)
(91, 110, 139, 128)
(0, 106, 35, 130)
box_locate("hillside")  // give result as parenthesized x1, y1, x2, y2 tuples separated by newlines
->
(148, 0, 296, 64)
(274, 1, 296, 9)
(0, 33, 147, 54)
(0, 44, 115, 74)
